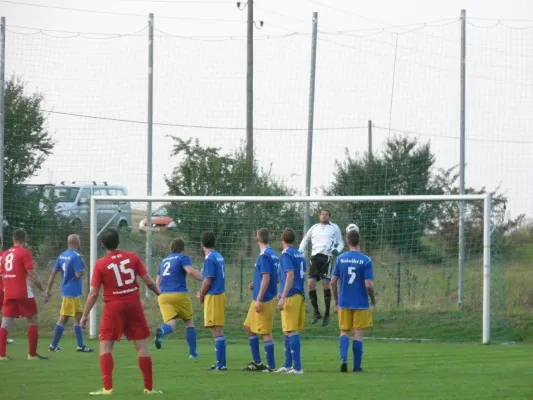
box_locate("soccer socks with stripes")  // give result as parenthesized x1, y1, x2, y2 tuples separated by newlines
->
(353, 340, 363, 371)
(309, 289, 320, 315)
(339, 335, 350, 363)
(100, 353, 114, 390)
(28, 325, 38, 357)
(289, 333, 302, 371)
(138, 357, 153, 391)
(186, 326, 198, 357)
(264, 341, 275, 370)
(215, 336, 226, 368)
(283, 335, 292, 368)
(323, 289, 332, 316)
(0, 327, 8, 357)
(51, 323, 65, 348)
(74, 325, 85, 348)
(248, 335, 261, 364)
(160, 323, 173, 336)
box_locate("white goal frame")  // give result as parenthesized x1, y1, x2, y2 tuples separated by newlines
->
(89, 194, 492, 344)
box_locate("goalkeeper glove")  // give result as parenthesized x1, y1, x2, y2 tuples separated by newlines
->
(332, 249, 339, 256)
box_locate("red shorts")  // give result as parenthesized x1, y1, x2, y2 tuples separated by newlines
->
(2, 298, 38, 318)
(99, 299, 150, 341)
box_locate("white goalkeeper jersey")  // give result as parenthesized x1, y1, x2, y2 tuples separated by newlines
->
(299, 222, 344, 257)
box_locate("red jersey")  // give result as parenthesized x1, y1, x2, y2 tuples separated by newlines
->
(91, 250, 147, 302)
(0, 250, 4, 292)
(0, 246, 35, 299)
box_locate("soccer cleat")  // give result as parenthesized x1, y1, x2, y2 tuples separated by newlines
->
(77, 346, 94, 353)
(49, 345, 61, 352)
(241, 361, 267, 372)
(322, 315, 330, 327)
(311, 314, 322, 324)
(207, 364, 227, 372)
(188, 354, 199, 360)
(154, 328, 163, 350)
(353, 368, 364, 373)
(89, 388, 114, 396)
(143, 389, 163, 395)
(340, 362, 348, 373)
(28, 353, 49, 360)
(0, 355, 13, 361)
(274, 366, 291, 373)
(287, 368, 304, 375)
(7, 339, 14, 344)
(262, 367, 275, 373)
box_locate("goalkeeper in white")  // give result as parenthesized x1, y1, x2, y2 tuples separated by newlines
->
(299, 209, 344, 326)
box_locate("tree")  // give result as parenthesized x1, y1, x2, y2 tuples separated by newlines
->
(2, 76, 55, 247)
(164, 137, 302, 260)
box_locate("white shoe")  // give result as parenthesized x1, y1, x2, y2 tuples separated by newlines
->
(7, 339, 14, 344)
(287, 368, 304, 375)
(274, 366, 291, 373)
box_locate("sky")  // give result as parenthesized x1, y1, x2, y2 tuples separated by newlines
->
(1, 0, 533, 217)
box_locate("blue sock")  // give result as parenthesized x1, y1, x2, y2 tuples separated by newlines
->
(353, 340, 363, 370)
(51, 323, 65, 348)
(215, 336, 226, 368)
(289, 333, 302, 371)
(283, 335, 292, 368)
(186, 327, 197, 357)
(248, 335, 261, 364)
(74, 325, 84, 348)
(264, 341, 275, 370)
(160, 323, 173, 336)
(339, 335, 350, 363)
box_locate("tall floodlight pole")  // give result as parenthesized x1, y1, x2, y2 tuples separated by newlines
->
(458, 9, 466, 309)
(304, 12, 318, 246)
(0, 17, 6, 241)
(146, 13, 154, 298)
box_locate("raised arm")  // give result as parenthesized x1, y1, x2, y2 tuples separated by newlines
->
(333, 224, 344, 254)
(298, 225, 313, 253)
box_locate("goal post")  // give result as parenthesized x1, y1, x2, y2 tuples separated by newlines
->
(89, 194, 492, 344)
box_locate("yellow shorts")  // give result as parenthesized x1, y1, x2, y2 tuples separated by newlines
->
(60, 297, 83, 317)
(281, 294, 306, 333)
(204, 293, 226, 328)
(338, 308, 373, 331)
(158, 293, 193, 322)
(243, 298, 276, 335)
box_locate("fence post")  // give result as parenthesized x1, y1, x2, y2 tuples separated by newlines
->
(396, 262, 401, 306)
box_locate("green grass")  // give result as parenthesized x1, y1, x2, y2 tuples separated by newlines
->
(1, 337, 532, 400)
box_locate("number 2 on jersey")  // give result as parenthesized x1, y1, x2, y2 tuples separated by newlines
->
(162, 262, 171, 276)
(348, 266, 357, 284)
(107, 259, 135, 287)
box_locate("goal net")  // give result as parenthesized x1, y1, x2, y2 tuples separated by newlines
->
(88, 194, 493, 344)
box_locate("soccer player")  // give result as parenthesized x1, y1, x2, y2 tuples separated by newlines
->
(275, 228, 306, 375)
(46, 234, 93, 353)
(331, 229, 376, 373)
(154, 238, 202, 357)
(242, 228, 278, 372)
(79, 228, 162, 395)
(0, 237, 14, 345)
(196, 231, 227, 372)
(299, 209, 343, 326)
(0, 229, 50, 361)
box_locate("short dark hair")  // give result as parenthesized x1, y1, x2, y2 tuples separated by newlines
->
(321, 209, 331, 217)
(101, 228, 120, 251)
(201, 231, 216, 249)
(281, 228, 296, 244)
(257, 228, 270, 244)
(13, 229, 28, 243)
(346, 230, 360, 247)
(170, 238, 185, 253)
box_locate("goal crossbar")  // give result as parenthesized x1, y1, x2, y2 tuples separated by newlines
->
(88, 194, 492, 344)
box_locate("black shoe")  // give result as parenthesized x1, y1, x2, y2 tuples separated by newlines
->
(322, 315, 330, 327)
(154, 328, 163, 350)
(207, 364, 227, 371)
(340, 362, 348, 373)
(353, 368, 364, 372)
(241, 361, 266, 372)
(77, 346, 94, 353)
(49, 345, 61, 352)
(311, 314, 322, 324)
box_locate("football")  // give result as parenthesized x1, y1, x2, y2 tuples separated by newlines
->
(346, 223, 359, 234)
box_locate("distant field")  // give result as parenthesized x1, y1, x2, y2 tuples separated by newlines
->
(1, 337, 531, 400)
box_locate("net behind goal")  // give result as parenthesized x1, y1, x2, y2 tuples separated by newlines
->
(88, 194, 492, 344)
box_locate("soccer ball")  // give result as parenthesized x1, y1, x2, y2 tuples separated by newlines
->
(346, 223, 359, 234)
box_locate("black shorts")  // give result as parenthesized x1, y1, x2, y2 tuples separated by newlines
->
(308, 253, 333, 281)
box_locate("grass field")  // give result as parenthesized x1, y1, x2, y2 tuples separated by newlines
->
(1, 337, 532, 400)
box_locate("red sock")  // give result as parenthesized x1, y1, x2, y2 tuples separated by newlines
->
(28, 325, 38, 357)
(100, 353, 114, 390)
(138, 357, 153, 391)
(0, 327, 8, 357)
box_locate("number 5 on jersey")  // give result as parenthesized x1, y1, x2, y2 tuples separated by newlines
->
(107, 259, 135, 287)
(348, 266, 357, 284)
